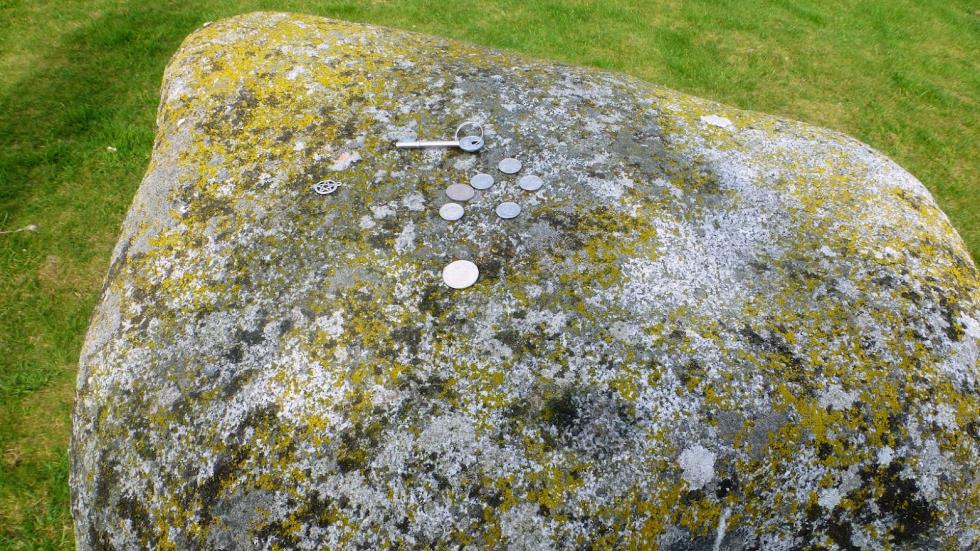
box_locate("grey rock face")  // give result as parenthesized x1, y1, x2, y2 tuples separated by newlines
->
(71, 12, 979, 550)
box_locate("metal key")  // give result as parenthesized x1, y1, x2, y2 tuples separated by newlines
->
(396, 121, 484, 152)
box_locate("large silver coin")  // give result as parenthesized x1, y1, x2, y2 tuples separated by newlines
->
(439, 203, 464, 221)
(498, 158, 522, 174)
(518, 175, 543, 191)
(445, 183, 475, 202)
(495, 201, 521, 219)
(471, 173, 495, 190)
(443, 260, 479, 289)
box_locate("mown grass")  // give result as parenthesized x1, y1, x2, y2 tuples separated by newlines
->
(0, 0, 976, 547)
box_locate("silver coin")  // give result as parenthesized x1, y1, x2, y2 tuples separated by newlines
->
(518, 175, 543, 191)
(445, 183, 475, 202)
(495, 201, 521, 219)
(498, 158, 522, 174)
(443, 260, 479, 289)
(439, 202, 464, 221)
(471, 173, 494, 190)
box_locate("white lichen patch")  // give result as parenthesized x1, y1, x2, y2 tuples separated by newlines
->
(394, 220, 415, 253)
(678, 444, 716, 490)
(817, 383, 859, 411)
(700, 114, 734, 129)
(329, 150, 361, 171)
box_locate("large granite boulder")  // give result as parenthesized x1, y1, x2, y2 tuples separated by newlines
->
(71, 12, 979, 550)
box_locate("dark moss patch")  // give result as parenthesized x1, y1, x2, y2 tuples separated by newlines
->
(715, 477, 737, 499)
(88, 526, 116, 551)
(542, 390, 578, 430)
(391, 325, 422, 355)
(677, 358, 705, 387)
(225, 344, 244, 363)
(93, 456, 120, 513)
(817, 442, 834, 460)
(739, 324, 805, 375)
(334, 396, 385, 474)
(826, 509, 859, 551)
(418, 284, 447, 317)
(874, 462, 937, 545)
(196, 447, 247, 510)
(494, 328, 531, 356)
(116, 496, 157, 548)
(196, 405, 281, 524)
(936, 293, 963, 342)
(477, 256, 502, 280)
(965, 420, 980, 440)
(235, 324, 265, 347)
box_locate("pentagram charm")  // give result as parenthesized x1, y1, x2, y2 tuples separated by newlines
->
(313, 179, 342, 195)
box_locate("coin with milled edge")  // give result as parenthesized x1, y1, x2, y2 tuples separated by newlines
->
(471, 173, 494, 190)
(495, 201, 521, 219)
(518, 175, 543, 191)
(443, 260, 479, 289)
(498, 158, 522, 174)
(439, 203, 464, 221)
(445, 184, 475, 202)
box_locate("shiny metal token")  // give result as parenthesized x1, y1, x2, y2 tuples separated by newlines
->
(445, 184, 475, 202)
(498, 158, 522, 174)
(439, 202, 464, 221)
(313, 179, 341, 195)
(518, 175, 543, 191)
(471, 173, 495, 190)
(443, 260, 479, 289)
(495, 201, 521, 219)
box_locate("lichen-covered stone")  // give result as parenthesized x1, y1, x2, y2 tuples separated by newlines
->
(71, 12, 979, 550)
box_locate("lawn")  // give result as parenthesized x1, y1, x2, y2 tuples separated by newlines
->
(0, 0, 976, 547)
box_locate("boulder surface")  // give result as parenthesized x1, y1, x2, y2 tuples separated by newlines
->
(71, 12, 979, 550)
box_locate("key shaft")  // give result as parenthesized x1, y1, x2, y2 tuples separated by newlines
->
(395, 140, 461, 148)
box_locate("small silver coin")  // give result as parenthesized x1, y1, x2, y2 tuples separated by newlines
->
(445, 183, 475, 202)
(471, 173, 495, 190)
(518, 175, 543, 191)
(495, 201, 521, 219)
(498, 158, 522, 174)
(443, 260, 479, 289)
(439, 203, 464, 221)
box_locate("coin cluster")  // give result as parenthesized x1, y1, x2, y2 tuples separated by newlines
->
(439, 156, 546, 289)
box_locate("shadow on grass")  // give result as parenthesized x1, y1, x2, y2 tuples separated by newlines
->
(0, 7, 198, 213)
(0, 6, 205, 549)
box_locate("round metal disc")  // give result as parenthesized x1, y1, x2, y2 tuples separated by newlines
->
(443, 260, 479, 289)
(498, 158, 522, 174)
(518, 175, 543, 191)
(313, 179, 341, 195)
(439, 202, 464, 221)
(445, 184, 475, 202)
(459, 136, 484, 152)
(471, 173, 495, 190)
(495, 201, 521, 219)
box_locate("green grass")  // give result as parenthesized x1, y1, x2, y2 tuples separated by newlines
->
(0, 0, 976, 547)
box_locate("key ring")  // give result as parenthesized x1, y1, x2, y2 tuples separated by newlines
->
(455, 121, 485, 152)
(454, 121, 484, 142)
